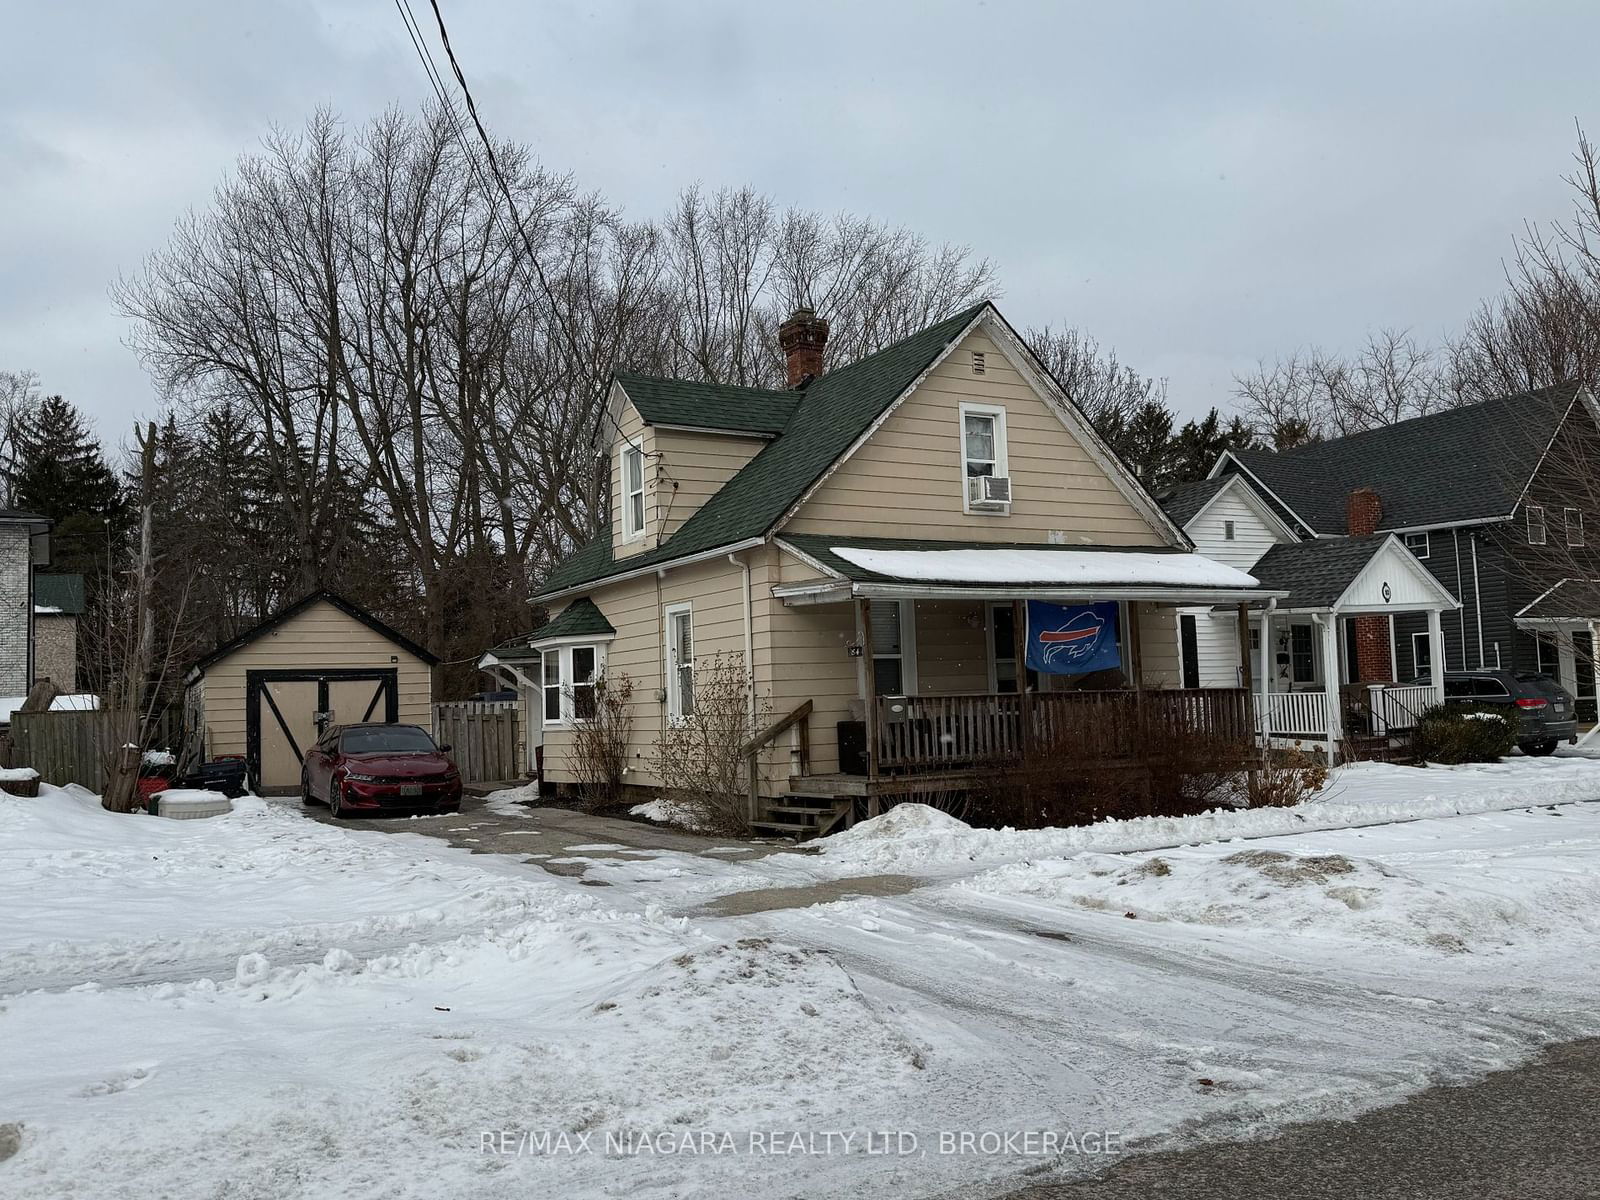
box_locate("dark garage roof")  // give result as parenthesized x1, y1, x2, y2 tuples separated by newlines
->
(188, 590, 438, 675)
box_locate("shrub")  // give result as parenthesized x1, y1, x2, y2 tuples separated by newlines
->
(1413, 703, 1518, 764)
(650, 652, 771, 835)
(565, 674, 634, 810)
(1246, 743, 1329, 808)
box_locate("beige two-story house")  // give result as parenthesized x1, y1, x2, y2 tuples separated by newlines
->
(481, 303, 1274, 832)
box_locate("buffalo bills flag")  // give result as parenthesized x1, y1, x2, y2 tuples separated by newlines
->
(1024, 600, 1121, 675)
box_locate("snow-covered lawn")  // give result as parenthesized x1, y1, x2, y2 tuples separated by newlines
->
(6, 758, 1600, 1198)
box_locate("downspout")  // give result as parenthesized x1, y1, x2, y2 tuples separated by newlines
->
(730, 551, 757, 821)
(1470, 534, 1485, 669)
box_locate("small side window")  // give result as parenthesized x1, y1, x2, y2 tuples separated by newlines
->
(1527, 505, 1546, 546)
(1404, 531, 1430, 559)
(542, 650, 562, 723)
(621, 444, 646, 541)
(1566, 507, 1584, 547)
(1223, 520, 1236, 541)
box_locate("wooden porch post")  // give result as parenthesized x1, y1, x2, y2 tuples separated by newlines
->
(1235, 603, 1254, 743)
(859, 595, 879, 816)
(1259, 605, 1274, 746)
(1012, 599, 1032, 761)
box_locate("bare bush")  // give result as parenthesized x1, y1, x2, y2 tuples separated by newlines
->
(649, 653, 770, 835)
(1246, 743, 1329, 808)
(565, 674, 634, 811)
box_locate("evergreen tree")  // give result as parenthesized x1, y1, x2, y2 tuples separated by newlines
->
(1169, 408, 1259, 484)
(12, 394, 127, 573)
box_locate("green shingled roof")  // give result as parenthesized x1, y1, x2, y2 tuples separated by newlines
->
(537, 302, 992, 599)
(483, 597, 615, 663)
(616, 374, 799, 436)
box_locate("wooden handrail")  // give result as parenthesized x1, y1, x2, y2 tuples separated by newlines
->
(742, 699, 814, 757)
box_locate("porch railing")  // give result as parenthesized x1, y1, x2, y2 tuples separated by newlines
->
(1261, 691, 1328, 739)
(873, 688, 1254, 772)
(1367, 683, 1438, 734)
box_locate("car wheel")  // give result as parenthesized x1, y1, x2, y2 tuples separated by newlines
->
(328, 785, 344, 819)
(1524, 739, 1560, 756)
(300, 775, 316, 806)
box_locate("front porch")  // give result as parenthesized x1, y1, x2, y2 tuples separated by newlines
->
(760, 536, 1279, 822)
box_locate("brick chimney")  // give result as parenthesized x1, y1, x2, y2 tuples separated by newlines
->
(1344, 486, 1392, 681)
(1346, 486, 1382, 536)
(778, 307, 829, 388)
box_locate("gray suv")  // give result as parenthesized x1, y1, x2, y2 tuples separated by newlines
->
(1411, 670, 1579, 755)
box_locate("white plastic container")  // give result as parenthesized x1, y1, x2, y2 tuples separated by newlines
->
(151, 789, 233, 820)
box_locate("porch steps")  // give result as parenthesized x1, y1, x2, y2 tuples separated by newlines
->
(750, 795, 854, 841)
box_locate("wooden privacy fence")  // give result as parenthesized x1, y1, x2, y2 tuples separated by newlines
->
(433, 701, 521, 783)
(9, 709, 129, 791)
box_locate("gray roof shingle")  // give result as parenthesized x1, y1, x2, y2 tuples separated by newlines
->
(1159, 476, 1230, 527)
(1248, 534, 1392, 609)
(537, 302, 992, 598)
(1225, 383, 1583, 534)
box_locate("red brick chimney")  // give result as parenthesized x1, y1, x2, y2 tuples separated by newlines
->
(1346, 486, 1382, 536)
(1345, 487, 1392, 682)
(778, 307, 829, 388)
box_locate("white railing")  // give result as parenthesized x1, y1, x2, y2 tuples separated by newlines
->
(1368, 683, 1439, 734)
(1261, 691, 1328, 738)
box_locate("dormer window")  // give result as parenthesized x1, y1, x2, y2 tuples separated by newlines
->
(622, 443, 645, 541)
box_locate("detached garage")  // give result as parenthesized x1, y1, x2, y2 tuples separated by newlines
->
(183, 591, 437, 794)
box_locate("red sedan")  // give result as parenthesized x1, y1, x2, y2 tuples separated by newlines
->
(301, 723, 462, 818)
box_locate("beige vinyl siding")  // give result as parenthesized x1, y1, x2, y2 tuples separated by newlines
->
(913, 600, 989, 693)
(1137, 603, 1183, 689)
(197, 601, 432, 759)
(785, 329, 1167, 545)
(610, 399, 657, 561)
(653, 429, 768, 539)
(541, 555, 756, 790)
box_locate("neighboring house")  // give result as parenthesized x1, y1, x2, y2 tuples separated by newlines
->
(33, 573, 85, 692)
(183, 591, 438, 794)
(0, 509, 54, 697)
(1161, 380, 1600, 749)
(481, 303, 1276, 829)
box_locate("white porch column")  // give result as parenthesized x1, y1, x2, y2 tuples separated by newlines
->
(1558, 629, 1578, 697)
(1258, 607, 1273, 744)
(1319, 613, 1341, 766)
(1427, 608, 1445, 709)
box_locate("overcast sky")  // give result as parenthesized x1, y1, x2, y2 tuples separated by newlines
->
(4, 0, 1598, 444)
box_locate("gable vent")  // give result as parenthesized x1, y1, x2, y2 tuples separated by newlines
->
(971, 351, 986, 375)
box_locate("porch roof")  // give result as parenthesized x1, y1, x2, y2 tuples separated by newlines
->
(1249, 533, 1458, 613)
(1515, 578, 1600, 623)
(774, 534, 1275, 604)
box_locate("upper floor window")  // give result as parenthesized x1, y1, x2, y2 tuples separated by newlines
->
(1527, 505, 1547, 546)
(960, 403, 1009, 513)
(1404, 531, 1430, 559)
(1223, 519, 1236, 541)
(1566, 507, 1584, 547)
(621, 443, 645, 541)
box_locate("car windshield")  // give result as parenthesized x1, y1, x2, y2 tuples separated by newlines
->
(339, 726, 436, 755)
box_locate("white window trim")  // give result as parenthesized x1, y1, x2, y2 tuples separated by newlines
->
(1566, 507, 1584, 547)
(540, 642, 608, 727)
(958, 401, 1009, 515)
(869, 599, 918, 696)
(1288, 621, 1319, 686)
(621, 443, 646, 543)
(1527, 504, 1547, 546)
(664, 602, 694, 722)
(1405, 531, 1430, 559)
(1412, 630, 1432, 673)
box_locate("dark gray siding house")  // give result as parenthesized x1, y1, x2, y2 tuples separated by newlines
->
(1208, 381, 1600, 719)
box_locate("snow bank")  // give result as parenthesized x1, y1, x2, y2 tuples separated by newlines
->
(829, 545, 1258, 588)
(631, 797, 711, 832)
(963, 839, 1600, 953)
(812, 759, 1600, 876)
(482, 783, 540, 816)
(0, 784, 582, 992)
